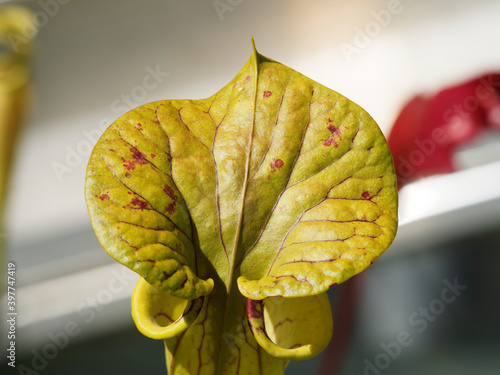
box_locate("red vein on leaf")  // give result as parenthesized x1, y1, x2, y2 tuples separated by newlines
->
(119, 236, 138, 252)
(300, 215, 382, 226)
(278, 258, 340, 267)
(177, 105, 214, 151)
(154, 311, 175, 323)
(130, 240, 189, 262)
(105, 165, 192, 242)
(273, 317, 293, 330)
(158, 101, 228, 275)
(121, 112, 171, 159)
(169, 330, 188, 374)
(241, 318, 259, 352)
(327, 186, 383, 203)
(224, 68, 262, 288)
(118, 134, 176, 180)
(211, 125, 231, 271)
(239, 90, 315, 266)
(266, 182, 325, 275)
(274, 274, 310, 284)
(285, 121, 359, 190)
(205, 94, 217, 116)
(155, 104, 203, 274)
(117, 221, 161, 235)
(193, 298, 210, 375)
(281, 234, 380, 250)
(215, 60, 260, 375)
(267, 208, 310, 275)
(268, 184, 383, 273)
(248, 88, 287, 181)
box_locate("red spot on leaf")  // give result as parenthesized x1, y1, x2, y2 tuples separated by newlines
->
(151, 154, 156, 158)
(327, 124, 336, 132)
(136, 122, 143, 131)
(263, 90, 272, 98)
(130, 147, 148, 164)
(323, 137, 335, 147)
(245, 75, 252, 82)
(165, 202, 176, 214)
(99, 193, 109, 201)
(122, 158, 136, 171)
(163, 185, 178, 201)
(125, 172, 131, 178)
(270, 158, 284, 172)
(116, 226, 121, 229)
(122, 147, 148, 171)
(362, 190, 371, 199)
(323, 127, 342, 147)
(131, 197, 148, 210)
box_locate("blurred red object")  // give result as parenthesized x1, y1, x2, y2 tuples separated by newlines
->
(388, 73, 500, 189)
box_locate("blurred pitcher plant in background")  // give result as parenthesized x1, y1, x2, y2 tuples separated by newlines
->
(0, 4, 37, 272)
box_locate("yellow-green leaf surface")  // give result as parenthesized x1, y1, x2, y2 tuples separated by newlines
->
(85, 40, 398, 375)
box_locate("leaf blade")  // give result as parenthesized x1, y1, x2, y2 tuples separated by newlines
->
(237, 59, 397, 299)
(85, 102, 214, 299)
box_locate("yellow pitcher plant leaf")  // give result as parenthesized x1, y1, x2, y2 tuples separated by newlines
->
(85, 39, 398, 374)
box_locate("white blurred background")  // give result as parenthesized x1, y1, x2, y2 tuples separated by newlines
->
(1, 0, 500, 374)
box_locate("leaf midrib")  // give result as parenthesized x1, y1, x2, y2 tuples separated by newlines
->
(214, 45, 260, 375)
